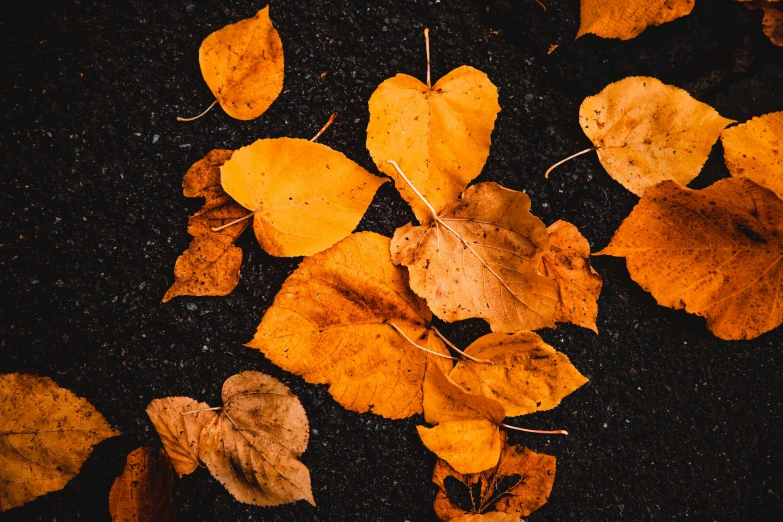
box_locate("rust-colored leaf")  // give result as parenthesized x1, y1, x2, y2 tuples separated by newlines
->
(432, 441, 556, 521)
(577, 0, 694, 40)
(109, 447, 173, 522)
(598, 177, 783, 340)
(146, 397, 216, 477)
(722, 110, 783, 199)
(163, 149, 250, 302)
(391, 181, 557, 333)
(248, 232, 453, 419)
(0, 373, 119, 512)
(539, 220, 603, 332)
(737, 0, 783, 46)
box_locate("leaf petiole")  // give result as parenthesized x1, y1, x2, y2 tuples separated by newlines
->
(310, 112, 338, 142)
(500, 422, 568, 436)
(211, 211, 256, 232)
(181, 406, 222, 415)
(544, 147, 596, 178)
(177, 99, 218, 122)
(424, 28, 432, 89)
(389, 323, 457, 360)
(431, 326, 492, 365)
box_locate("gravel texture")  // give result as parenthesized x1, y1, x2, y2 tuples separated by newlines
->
(2, 1, 782, 521)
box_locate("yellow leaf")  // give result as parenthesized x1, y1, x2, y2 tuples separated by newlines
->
(248, 232, 453, 419)
(0, 373, 119, 512)
(109, 447, 173, 522)
(199, 372, 314, 507)
(449, 331, 588, 417)
(391, 180, 558, 333)
(366, 30, 500, 222)
(539, 220, 603, 332)
(722, 110, 783, 199)
(572, 76, 734, 196)
(220, 138, 386, 256)
(577, 0, 694, 40)
(146, 397, 217, 477)
(598, 177, 783, 340)
(418, 360, 505, 474)
(199, 7, 284, 120)
(163, 150, 250, 302)
(432, 441, 556, 521)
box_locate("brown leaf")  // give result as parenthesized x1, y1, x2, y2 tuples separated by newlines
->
(366, 35, 500, 222)
(432, 441, 556, 521)
(737, 1, 783, 46)
(220, 138, 387, 257)
(391, 182, 558, 333)
(163, 150, 250, 302)
(146, 397, 217, 477)
(109, 447, 173, 522)
(199, 371, 314, 507)
(449, 331, 588, 417)
(248, 232, 453, 419)
(566, 77, 734, 196)
(450, 513, 522, 522)
(539, 220, 603, 332)
(577, 0, 694, 40)
(417, 361, 506, 474)
(598, 177, 783, 340)
(0, 373, 119, 512)
(199, 6, 284, 120)
(721, 110, 783, 199)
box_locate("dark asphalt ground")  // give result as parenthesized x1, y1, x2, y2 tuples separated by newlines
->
(2, 1, 782, 521)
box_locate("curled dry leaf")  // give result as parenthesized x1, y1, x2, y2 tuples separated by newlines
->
(577, 0, 694, 40)
(163, 149, 250, 302)
(221, 138, 387, 257)
(553, 77, 733, 196)
(198, 6, 284, 120)
(366, 31, 500, 222)
(539, 220, 603, 332)
(146, 397, 216, 477)
(450, 514, 521, 522)
(418, 361, 506, 474)
(248, 232, 452, 419)
(391, 181, 558, 333)
(737, 0, 783, 46)
(721, 110, 783, 199)
(109, 447, 173, 522)
(0, 373, 119, 512)
(449, 331, 588, 418)
(598, 177, 783, 340)
(432, 442, 556, 522)
(199, 371, 314, 507)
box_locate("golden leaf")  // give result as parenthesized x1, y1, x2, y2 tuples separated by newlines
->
(432, 441, 556, 521)
(577, 0, 694, 40)
(248, 232, 453, 419)
(0, 373, 119, 512)
(198, 6, 284, 120)
(366, 30, 500, 222)
(559, 77, 734, 196)
(449, 331, 588, 417)
(390, 180, 558, 333)
(539, 220, 603, 332)
(722, 110, 783, 199)
(417, 361, 506, 474)
(220, 138, 386, 257)
(163, 150, 250, 302)
(450, 514, 522, 522)
(146, 397, 217, 477)
(109, 447, 173, 522)
(737, 1, 783, 46)
(598, 177, 783, 340)
(199, 371, 314, 507)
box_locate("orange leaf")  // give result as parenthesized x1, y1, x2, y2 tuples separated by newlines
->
(109, 447, 173, 522)
(577, 0, 694, 40)
(722, 110, 783, 199)
(598, 177, 783, 340)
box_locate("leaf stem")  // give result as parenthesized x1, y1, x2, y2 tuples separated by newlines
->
(181, 406, 222, 415)
(177, 99, 218, 122)
(535, 0, 547, 12)
(389, 323, 457, 360)
(424, 28, 431, 88)
(386, 160, 438, 221)
(211, 211, 256, 232)
(310, 112, 338, 142)
(500, 422, 568, 436)
(431, 326, 492, 364)
(544, 147, 596, 178)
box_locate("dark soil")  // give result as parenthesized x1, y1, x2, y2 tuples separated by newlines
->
(2, 1, 782, 521)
